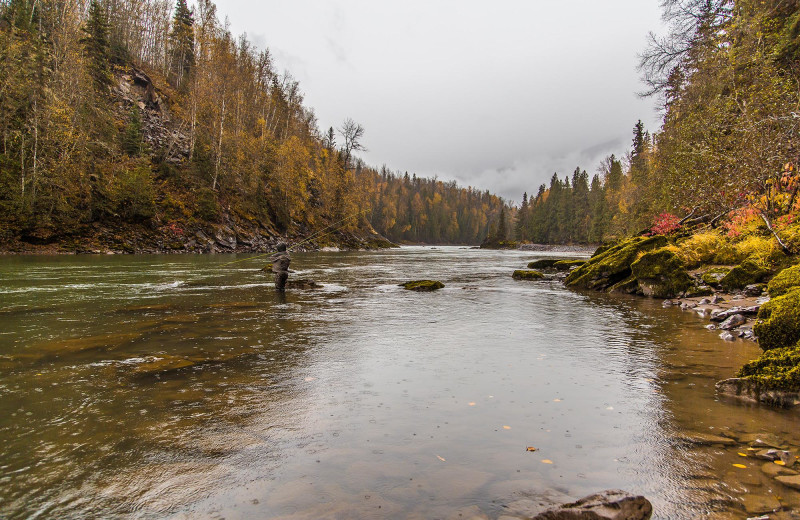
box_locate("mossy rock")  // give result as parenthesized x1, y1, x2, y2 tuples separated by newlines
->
(553, 259, 587, 271)
(737, 341, 800, 393)
(701, 267, 731, 287)
(400, 280, 445, 292)
(566, 235, 669, 291)
(768, 264, 800, 298)
(528, 258, 566, 269)
(685, 285, 714, 298)
(630, 249, 693, 298)
(720, 258, 770, 291)
(513, 270, 544, 280)
(754, 287, 800, 351)
(609, 274, 639, 295)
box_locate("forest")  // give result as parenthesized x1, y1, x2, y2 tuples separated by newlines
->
(0, 0, 506, 251)
(511, 0, 800, 250)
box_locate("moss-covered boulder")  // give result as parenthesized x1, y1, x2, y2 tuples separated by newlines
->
(528, 258, 566, 269)
(737, 342, 800, 392)
(685, 285, 714, 298)
(630, 249, 693, 298)
(400, 280, 445, 292)
(701, 267, 731, 287)
(754, 287, 800, 351)
(553, 259, 587, 271)
(513, 270, 544, 280)
(768, 264, 800, 298)
(720, 258, 771, 291)
(566, 235, 669, 291)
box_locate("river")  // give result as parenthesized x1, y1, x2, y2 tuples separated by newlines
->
(1, 246, 798, 519)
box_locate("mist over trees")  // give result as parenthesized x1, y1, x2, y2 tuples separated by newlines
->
(514, 0, 800, 245)
(0, 0, 505, 247)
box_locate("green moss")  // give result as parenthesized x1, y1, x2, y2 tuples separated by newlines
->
(528, 259, 563, 269)
(553, 259, 587, 271)
(630, 248, 693, 298)
(768, 264, 800, 298)
(566, 235, 669, 291)
(754, 287, 800, 351)
(685, 285, 714, 297)
(512, 270, 544, 280)
(400, 280, 445, 291)
(737, 342, 800, 392)
(701, 267, 731, 287)
(720, 258, 770, 291)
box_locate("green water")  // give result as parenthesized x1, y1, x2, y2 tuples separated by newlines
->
(1, 247, 798, 519)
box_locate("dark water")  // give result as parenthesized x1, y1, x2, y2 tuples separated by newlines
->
(1, 247, 798, 519)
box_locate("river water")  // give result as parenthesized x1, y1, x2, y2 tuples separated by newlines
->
(1, 246, 798, 519)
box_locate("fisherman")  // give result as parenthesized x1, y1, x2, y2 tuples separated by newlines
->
(269, 243, 291, 291)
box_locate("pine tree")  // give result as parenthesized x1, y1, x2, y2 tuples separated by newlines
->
(168, 0, 195, 88)
(122, 106, 143, 156)
(81, 0, 112, 92)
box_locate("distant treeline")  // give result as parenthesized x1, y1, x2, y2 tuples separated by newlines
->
(507, 0, 800, 245)
(0, 0, 505, 247)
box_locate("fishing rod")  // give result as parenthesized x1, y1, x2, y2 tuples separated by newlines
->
(218, 208, 370, 267)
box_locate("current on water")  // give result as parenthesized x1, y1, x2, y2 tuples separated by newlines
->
(1, 246, 799, 519)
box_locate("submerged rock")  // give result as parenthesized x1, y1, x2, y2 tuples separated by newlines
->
(776, 475, 800, 490)
(528, 258, 567, 269)
(400, 280, 445, 292)
(753, 288, 800, 351)
(513, 270, 545, 280)
(531, 489, 653, 520)
(716, 376, 800, 408)
(768, 264, 800, 298)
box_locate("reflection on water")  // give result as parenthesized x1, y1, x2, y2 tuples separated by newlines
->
(0, 247, 798, 519)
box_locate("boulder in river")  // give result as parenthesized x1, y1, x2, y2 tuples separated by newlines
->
(528, 258, 567, 269)
(399, 280, 445, 292)
(566, 235, 668, 292)
(531, 489, 653, 520)
(720, 258, 771, 291)
(553, 259, 587, 271)
(630, 249, 692, 298)
(776, 475, 800, 490)
(719, 314, 747, 330)
(513, 270, 545, 280)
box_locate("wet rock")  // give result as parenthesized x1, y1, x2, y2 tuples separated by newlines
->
(716, 378, 800, 408)
(742, 493, 782, 515)
(711, 306, 760, 322)
(685, 284, 714, 297)
(400, 280, 445, 292)
(706, 324, 718, 331)
(553, 259, 587, 271)
(699, 298, 712, 305)
(753, 288, 800, 351)
(711, 295, 726, 304)
(745, 284, 766, 297)
(513, 270, 545, 280)
(679, 432, 737, 446)
(681, 301, 697, 310)
(768, 264, 800, 298)
(702, 267, 731, 287)
(776, 475, 800, 490)
(762, 461, 799, 478)
(662, 300, 677, 307)
(719, 314, 747, 330)
(528, 259, 565, 269)
(736, 343, 800, 396)
(754, 449, 783, 461)
(531, 490, 652, 520)
(719, 331, 736, 341)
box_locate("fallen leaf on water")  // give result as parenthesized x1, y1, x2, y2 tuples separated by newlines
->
(738, 453, 748, 457)
(468, 402, 476, 406)
(526, 447, 538, 452)
(775, 460, 786, 466)
(541, 459, 553, 464)
(606, 406, 614, 410)
(503, 426, 511, 430)
(732, 464, 747, 469)
(553, 399, 562, 402)
(304, 377, 315, 382)
(437, 455, 446, 462)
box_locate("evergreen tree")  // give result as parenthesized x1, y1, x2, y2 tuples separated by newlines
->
(122, 106, 143, 156)
(81, 0, 112, 92)
(168, 0, 195, 88)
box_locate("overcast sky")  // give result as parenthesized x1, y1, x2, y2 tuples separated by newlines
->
(211, 0, 665, 203)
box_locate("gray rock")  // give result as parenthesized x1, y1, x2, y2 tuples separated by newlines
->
(711, 306, 759, 322)
(716, 378, 800, 408)
(744, 284, 765, 296)
(711, 295, 726, 304)
(719, 331, 736, 341)
(662, 300, 676, 307)
(532, 490, 652, 520)
(719, 314, 747, 330)
(698, 298, 712, 305)
(681, 302, 697, 310)
(706, 324, 717, 331)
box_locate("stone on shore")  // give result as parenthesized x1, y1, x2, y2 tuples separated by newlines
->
(400, 280, 445, 292)
(513, 270, 545, 280)
(719, 314, 747, 330)
(528, 259, 567, 269)
(531, 490, 652, 520)
(679, 432, 737, 446)
(630, 249, 693, 298)
(719, 258, 771, 291)
(553, 259, 587, 271)
(716, 376, 800, 407)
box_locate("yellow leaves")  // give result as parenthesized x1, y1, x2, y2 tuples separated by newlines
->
(541, 459, 553, 465)
(732, 463, 747, 469)
(436, 455, 446, 462)
(738, 452, 748, 457)
(775, 460, 786, 466)
(526, 447, 538, 452)
(503, 426, 511, 430)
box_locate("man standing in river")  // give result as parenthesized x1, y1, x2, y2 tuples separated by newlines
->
(270, 243, 291, 291)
